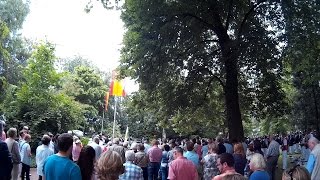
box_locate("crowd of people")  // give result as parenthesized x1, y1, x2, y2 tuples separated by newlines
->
(0, 120, 320, 180)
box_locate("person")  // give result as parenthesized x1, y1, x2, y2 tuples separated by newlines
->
(108, 138, 126, 163)
(120, 150, 143, 180)
(48, 132, 55, 151)
(201, 143, 219, 180)
(195, 139, 203, 159)
(233, 143, 247, 175)
(77, 146, 96, 180)
(282, 165, 311, 180)
(168, 146, 198, 180)
(224, 139, 233, 154)
(253, 139, 264, 156)
(43, 133, 81, 180)
(201, 139, 209, 159)
(0, 136, 13, 180)
(88, 136, 102, 161)
(168, 140, 176, 163)
(73, 139, 82, 162)
(0, 120, 6, 141)
(52, 134, 60, 154)
(306, 137, 320, 180)
(36, 135, 54, 180)
(222, 174, 246, 180)
(282, 135, 288, 170)
(265, 135, 280, 180)
(144, 139, 151, 153)
(20, 134, 32, 180)
(96, 150, 125, 180)
(147, 139, 162, 180)
(160, 144, 170, 180)
(213, 153, 239, 180)
(184, 141, 199, 167)
(5, 128, 21, 180)
(248, 153, 270, 180)
(216, 136, 226, 155)
(135, 143, 149, 180)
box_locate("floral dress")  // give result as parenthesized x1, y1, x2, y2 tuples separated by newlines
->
(203, 153, 219, 180)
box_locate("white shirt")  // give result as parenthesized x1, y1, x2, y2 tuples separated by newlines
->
(88, 142, 102, 160)
(36, 145, 54, 176)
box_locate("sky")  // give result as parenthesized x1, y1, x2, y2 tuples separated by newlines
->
(22, 0, 138, 93)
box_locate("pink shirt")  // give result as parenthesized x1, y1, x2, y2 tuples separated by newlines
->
(168, 156, 198, 180)
(72, 143, 82, 161)
(147, 146, 162, 163)
(212, 169, 238, 180)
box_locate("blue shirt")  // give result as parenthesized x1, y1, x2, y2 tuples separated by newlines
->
(183, 151, 199, 167)
(120, 161, 143, 180)
(307, 154, 316, 174)
(249, 170, 270, 180)
(44, 154, 81, 180)
(201, 145, 208, 159)
(20, 141, 31, 165)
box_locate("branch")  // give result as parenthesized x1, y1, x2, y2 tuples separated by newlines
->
(237, 0, 267, 39)
(225, 0, 234, 30)
(181, 13, 214, 29)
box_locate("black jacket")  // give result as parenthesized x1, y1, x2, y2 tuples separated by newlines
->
(0, 140, 13, 180)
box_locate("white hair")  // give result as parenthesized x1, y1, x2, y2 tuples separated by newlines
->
(250, 153, 266, 169)
(309, 137, 319, 144)
(125, 150, 135, 162)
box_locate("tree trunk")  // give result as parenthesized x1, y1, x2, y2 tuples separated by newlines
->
(222, 43, 244, 142)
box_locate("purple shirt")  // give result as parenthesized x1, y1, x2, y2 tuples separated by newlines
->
(147, 146, 162, 163)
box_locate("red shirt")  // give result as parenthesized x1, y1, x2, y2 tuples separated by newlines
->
(168, 156, 198, 180)
(147, 146, 162, 163)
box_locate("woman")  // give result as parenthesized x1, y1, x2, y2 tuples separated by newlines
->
(233, 143, 247, 175)
(96, 150, 125, 180)
(249, 153, 270, 180)
(201, 143, 219, 180)
(253, 139, 264, 156)
(5, 128, 21, 180)
(282, 165, 310, 180)
(73, 139, 82, 162)
(77, 146, 96, 180)
(160, 144, 170, 180)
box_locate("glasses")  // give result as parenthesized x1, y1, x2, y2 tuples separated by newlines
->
(287, 165, 300, 180)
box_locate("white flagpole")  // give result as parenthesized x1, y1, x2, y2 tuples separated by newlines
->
(112, 96, 117, 140)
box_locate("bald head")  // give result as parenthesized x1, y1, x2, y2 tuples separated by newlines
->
(308, 137, 319, 150)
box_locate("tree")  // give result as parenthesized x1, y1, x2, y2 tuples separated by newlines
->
(118, 0, 287, 140)
(282, 0, 320, 131)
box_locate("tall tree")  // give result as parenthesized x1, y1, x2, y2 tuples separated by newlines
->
(118, 0, 286, 140)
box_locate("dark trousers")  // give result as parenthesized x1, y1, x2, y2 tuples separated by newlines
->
(148, 162, 160, 180)
(160, 166, 168, 180)
(141, 167, 148, 180)
(266, 156, 279, 180)
(21, 163, 30, 180)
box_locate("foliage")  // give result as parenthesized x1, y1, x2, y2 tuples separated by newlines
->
(118, 0, 289, 140)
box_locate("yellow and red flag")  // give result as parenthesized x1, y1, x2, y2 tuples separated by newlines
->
(104, 92, 109, 111)
(109, 70, 126, 97)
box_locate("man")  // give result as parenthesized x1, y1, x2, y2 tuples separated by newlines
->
(5, 128, 21, 180)
(306, 137, 320, 180)
(108, 138, 126, 163)
(0, 120, 6, 141)
(223, 139, 233, 154)
(20, 134, 32, 180)
(43, 133, 81, 180)
(168, 146, 198, 180)
(120, 150, 144, 180)
(135, 144, 149, 180)
(282, 134, 288, 170)
(0, 138, 13, 180)
(147, 139, 162, 180)
(183, 141, 199, 167)
(143, 138, 151, 153)
(216, 136, 226, 155)
(265, 135, 280, 180)
(36, 135, 54, 180)
(88, 136, 102, 161)
(213, 153, 239, 180)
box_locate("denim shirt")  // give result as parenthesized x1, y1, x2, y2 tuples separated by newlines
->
(161, 151, 169, 167)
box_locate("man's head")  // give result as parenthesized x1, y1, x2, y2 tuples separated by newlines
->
(173, 146, 184, 159)
(151, 139, 159, 146)
(57, 133, 74, 154)
(137, 143, 145, 152)
(7, 128, 17, 139)
(93, 136, 100, 144)
(41, 135, 51, 146)
(308, 137, 319, 150)
(113, 138, 120, 145)
(24, 134, 31, 142)
(217, 153, 235, 174)
(186, 141, 194, 151)
(125, 150, 135, 162)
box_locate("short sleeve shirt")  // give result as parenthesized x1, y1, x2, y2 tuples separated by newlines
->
(20, 142, 31, 165)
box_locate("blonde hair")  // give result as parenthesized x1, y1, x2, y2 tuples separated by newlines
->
(282, 166, 311, 180)
(250, 153, 266, 170)
(96, 150, 125, 180)
(234, 143, 245, 157)
(208, 143, 219, 153)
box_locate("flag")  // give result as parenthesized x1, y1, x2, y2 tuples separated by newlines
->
(104, 92, 109, 111)
(124, 126, 129, 141)
(109, 80, 124, 96)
